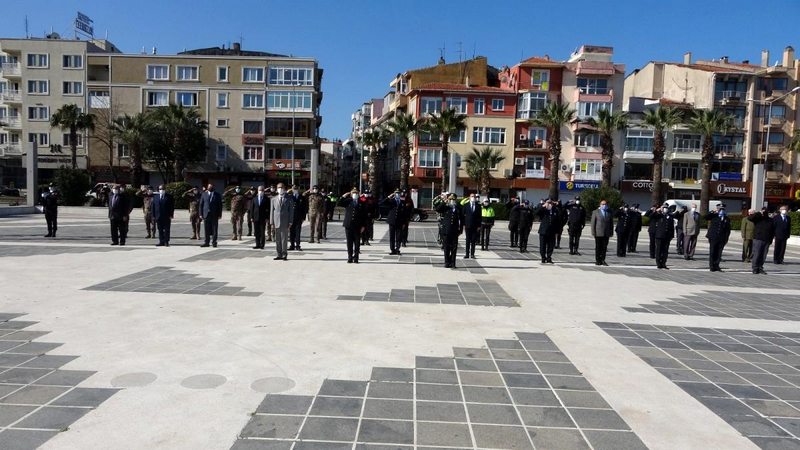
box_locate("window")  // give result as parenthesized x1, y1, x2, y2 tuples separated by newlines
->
(754, 132, 785, 145)
(574, 159, 602, 179)
(147, 65, 169, 80)
(528, 128, 547, 147)
(766, 158, 784, 172)
(242, 67, 264, 82)
(525, 155, 545, 177)
(117, 143, 130, 158)
(242, 93, 264, 109)
(89, 90, 110, 108)
(243, 120, 263, 134)
(445, 97, 467, 114)
(576, 101, 611, 118)
(216, 144, 227, 161)
(62, 133, 83, 147)
(624, 163, 652, 179)
(670, 162, 699, 181)
(577, 78, 609, 95)
(491, 99, 505, 111)
(450, 129, 466, 143)
(177, 92, 198, 107)
(418, 148, 442, 167)
(531, 71, 550, 90)
(26, 53, 48, 68)
(267, 91, 312, 111)
(217, 66, 229, 82)
(244, 146, 264, 160)
(216, 118, 229, 128)
(62, 81, 82, 95)
(758, 77, 789, 92)
(146, 91, 169, 107)
(62, 55, 82, 68)
(176, 65, 199, 81)
(266, 119, 313, 138)
(28, 133, 48, 145)
(421, 97, 443, 115)
(473, 98, 485, 115)
(473, 127, 506, 144)
(625, 129, 654, 152)
(715, 80, 747, 100)
(517, 92, 548, 119)
(268, 67, 314, 86)
(217, 92, 229, 108)
(418, 130, 441, 144)
(27, 80, 49, 95)
(575, 133, 601, 148)
(673, 133, 701, 152)
(27, 106, 49, 120)
(756, 104, 787, 119)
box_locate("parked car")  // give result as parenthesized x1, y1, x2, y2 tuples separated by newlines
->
(0, 185, 20, 196)
(376, 202, 429, 222)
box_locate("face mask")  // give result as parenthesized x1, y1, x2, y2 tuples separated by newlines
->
(691, 207, 696, 213)
(312, 189, 318, 193)
(277, 188, 285, 195)
(470, 197, 476, 203)
(158, 189, 165, 195)
(662, 207, 669, 213)
(780, 209, 787, 216)
(112, 189, 119, 195)
(235, 188, 241, 193)
(448, 200, 456, 206)
(575, 200, 580, 205)
(483, 202, 489, 207)
(719, 210, 726, 217)
(258, 190, 264, 195)
(352, 193, 359, 199)
(49, 187, 54, 193)
(600, 205, 607, 211)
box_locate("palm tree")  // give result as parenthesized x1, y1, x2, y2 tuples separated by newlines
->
(464, 146, 506, 197)
(789, 129, 800, 154)
(688, 108, 734, 213)
(149, 105, 208, 182)
(586, 109, 628, 188)
(386, 111, 419, 190)
(531, 102, 576, 200)
(643, 107, 683, 205)
(112, 113, 150, 188)
(425, 109, 467, 192)
(50, 104, 95, 169)
(358, 127, 390, 194)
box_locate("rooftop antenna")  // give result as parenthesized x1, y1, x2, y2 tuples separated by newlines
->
(472, 42, 476, 59)
(25, 15, 29, 38)
(456, 41, 464, 62)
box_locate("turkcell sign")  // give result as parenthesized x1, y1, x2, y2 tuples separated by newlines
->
(559, 181, 600, 191)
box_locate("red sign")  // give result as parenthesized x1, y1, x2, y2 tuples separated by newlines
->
(765, 182, 791, 199)
(270, 160, 302, 170)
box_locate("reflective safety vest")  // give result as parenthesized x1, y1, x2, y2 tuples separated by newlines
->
(482, 206, 496, 218)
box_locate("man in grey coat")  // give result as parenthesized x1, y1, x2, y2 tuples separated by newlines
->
(682, 203, 701, 260)
(270, 182, 294, 260)
(590, 200, 614, 266)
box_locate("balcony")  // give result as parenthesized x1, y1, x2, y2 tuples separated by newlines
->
(767, 144, 785, 154)
(574, 88, 613, 103)
(524, 168, 546, 179)
(413, 167, 442, 179)
(2, 117, 21, 129)
(623, 145, 654, 161)
(0, 143, 21, 156)
(0, 63, 21, 78)
(0, 90, 21, 103)
(718, 90, 746, 105)
(669, 147, 701, 161)
(516, 138, 546, 150)
(732, 117, 745, 129)
(767, 116, 786, 127)
(241, 134, 265, 145)
(714, 144, 743, 159)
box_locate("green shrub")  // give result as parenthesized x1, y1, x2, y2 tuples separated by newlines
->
(491, 202, 509, 220)
(165, 181, 194, 209)
(53, 168, 91, 206)
(578, 187, 625, 214)
(791, 211, 800, 236)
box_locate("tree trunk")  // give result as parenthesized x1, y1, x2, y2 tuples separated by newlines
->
(108, 141, 118, 183)
(548, 129, 561, 200)
(600, 134, 613, 188)
(699, 136, 714, 214)
(70, 126, 78, 169)
(481, 171, 490, 198)
(130, 142, 142, 188)
(650, 132, 665, 206)
(440, 136, 450, 193)
(174, 159, 183, 184)
(368, 147, 378, 194)
(399, 139, 410, 191)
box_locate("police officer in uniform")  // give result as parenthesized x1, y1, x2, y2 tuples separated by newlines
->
(534, 199, 559, 263)
(674, 205, 687, 256)
(507, 197, 521, 247)
(461, 193, 482, 259)
(705, 203, 731, 272)
(136, 186, 157, 239)
(338, 188, 368, 263)
(479, 198, 496, 250)
(434, 193, 464, 268)
(41, 184, 59, 238)
(289, 185, 307, 250)
(645, 203, 674, 269)
(304, 185, 326, 243)
(627, 204, 643, 253)
(517, 200, 535, 254)
(224, 186, 247, 240)
(614, 204, 631, 257)
(382, 189, 409, 255)
(565, 196, 586, 255)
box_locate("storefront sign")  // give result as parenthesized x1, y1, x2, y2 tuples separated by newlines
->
(619, 180, 670, 192)
(270, 160, 301, 170)
(559, 180, 600, 191)
(712, 172, 743, 181)
(710, 181, 750, 197)
(765, 182, 791, 199)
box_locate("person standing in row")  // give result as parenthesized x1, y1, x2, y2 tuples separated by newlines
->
(479, 199, 495, 251)
(224, 186, 247, 241)
(108, 184, 132, 246)
(555, 200, 568, 249)
(516, 200, 535, 254)
(244, 186, 255, 238)
(682, 203, 701, 260)
(152, 185, 174, 247)
(289, 185, 307, 251)
(250, 186, 270, 250)
(41, 184, 59, 238)
(183, 187, 202, 240)
(361, 191, 378, 246)
(614, 205, 631, 257)
(773, 205, 792, 265)
(674, 206, 687, 256)
(565, 197, 586, 255)
(534, 199, 559, 264)
(590, 200, 613, 266)
(199, 183, 222, 248)
(462, 193, 482, 259)
(705, 204, 731, 272)
(507, 197, 520, 248)
(383, 189, 409, 256)
(305, 185, 326, 244)
(627, 204, 642, 253)
(647, 207, 657, 259)
(646, 203, 674, 269)
(136, 186, 157, 239)
(339, 189, 367, 263)
(748, 208, 774, 274)
(322, 190, 335, 239)
(740, 208, 755, 263)
(400, 192, 414, 247)
(434, 193, 463, 268)
(271, 183, 293, 260)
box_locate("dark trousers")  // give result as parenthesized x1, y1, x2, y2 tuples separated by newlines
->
(246, 211, 253, 235)
(568, 227, 582, 253)
(464, 226, 479, 256)
(480, 224, 492, 249)
(345, 227, 361, 261)
(509, 227, 519, 246)
(289, 221, 303, 247)
(555, 229, 564, 248)
(389, 225, 400, 252)
(655, 238, 670, 268)
(45, 211, 57, 236)
(539, 233, 555, 261)
(709, 239, 725, 270)
(519, 228, 531, 252)
(595, 236, 609, 264)
(675, 229, 685, 255)
(774, 238, 787, 264)
(752, 239, 768, 272)
(362, 221, 374, 243)
(443, 233, 458, 267)
(203, 217, 219, 245)
(627, 230, 639, 252)
(110, 218, 128, 244)
(616, 230, 629, 257)
(400, 224, 409, 245)
(741, 239, 753, 262)
(157, 218, 171, 244)
(322, 217, 328, 238)
(253, 219, 266, 248)
(648, 231, 656, 258)
(684, 235, 698, 259)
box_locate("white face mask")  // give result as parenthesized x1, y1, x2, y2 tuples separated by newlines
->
(575, 200, 580, 205)
(470, 197, 476, 203)
(780, 209, 787, 216)
(258, 190, 264, 195)
(112, 189, 119, 195)
(49, 187, 54, 193)
(690, 207, 696, 213)
(662, 207, 669, 213)
(158, 189, 165, 195)
(312, 189, 318, 193)
(352, 193, 359, 199)
(277, 188, 285, 195)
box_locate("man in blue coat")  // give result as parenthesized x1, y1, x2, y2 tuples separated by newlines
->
(152, 184, 175, 247)
(772, 205, 792, 264)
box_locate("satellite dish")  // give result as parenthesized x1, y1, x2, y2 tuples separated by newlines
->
(46, 32, 61, 39)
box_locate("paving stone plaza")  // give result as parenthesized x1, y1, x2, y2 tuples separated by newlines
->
(0, 207, 799, 449)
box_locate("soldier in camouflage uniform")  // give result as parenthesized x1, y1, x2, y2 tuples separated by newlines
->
(304, 185, 325, 243)
(136, 186, 157, 238)
(224, 186, 247, 240)
(183, 187, 202, 239)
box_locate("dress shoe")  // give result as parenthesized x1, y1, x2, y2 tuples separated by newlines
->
(165, 243, 170, 247)
(274, 256, 283, 260)
(200, 244, 209, 247)
(464, 255, 470, 259)
(111, 242, 119, 246)
(253, 246, 260, 249)
(602, 262, 609, 266)
(120, 242, 125, 246)
(575, 252, 582, 256)
(347, 259, 353, 263)
(212, 243, 217, 248)
(470, 254, 475, 259)
(45, 233, 52, 238)
(354, 259, 359, 264)
(156, 243, 164, 247)
(288, 246, 296, 251)
(444, 263, 452, 268)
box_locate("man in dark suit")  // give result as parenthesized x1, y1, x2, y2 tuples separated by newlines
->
(627, 204, 643, 253)
(565, 197, 586, 255)
(152, 184, 175, 247)
(773, 205, 791, 264)
(614, 204, 631, 257)
(748, 208, 775, 274)
(646, 203, 675, 269)
(590, 200, 614, 266)
(338, 188, 368, 263)
(434, 193, 464, 268)
(199, 183, 223, 248)
(382, 189, 409, 256)
(534, 199, 559, 264)
(250, 186, 270, 249)
(108, 184, 132, 246)
(461, 193, 482, 259)
(516, 200, 535, 254)
(705, 204, 732, 272)
(41, 184, 59, 238)
(288, 184, 307, 251)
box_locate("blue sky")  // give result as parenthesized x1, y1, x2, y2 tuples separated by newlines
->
(5, 1, 800, 140)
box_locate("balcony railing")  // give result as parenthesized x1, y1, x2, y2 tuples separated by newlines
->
(0, 143, 21, 155)
(516, 110, 544, 120)
(0, 63, 21, 77)
(0, 90, 21, 103)
(768, 116, 786, 127)
(578, 87, 610, 95)
(715, 144, 743, 157)
(524, 169, 546, 179)
(517, 139, 546, 149)
(1, 117, 21, 128)
(624, 144, 653, 153)
(718, 90, 746, 103)
(732, 117, 745, 129)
